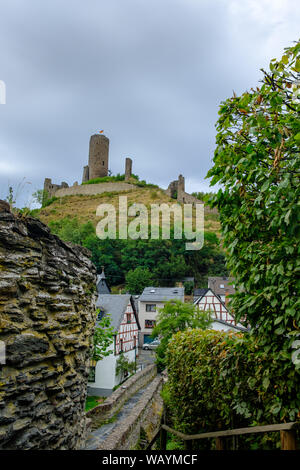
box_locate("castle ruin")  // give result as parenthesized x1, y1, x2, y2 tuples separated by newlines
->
(43, 134, 205, 207)
(44, 134, 133, 198)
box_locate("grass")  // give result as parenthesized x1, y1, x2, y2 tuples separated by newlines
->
(37, 183, 221, 242)
(85, 395, 105, 412)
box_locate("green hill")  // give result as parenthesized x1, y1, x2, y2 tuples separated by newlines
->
(33, 182, 225, 289)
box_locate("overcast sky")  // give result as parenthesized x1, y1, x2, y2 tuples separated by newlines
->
(0, 0, 299, 207)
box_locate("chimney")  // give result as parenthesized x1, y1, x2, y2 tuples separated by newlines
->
(225, 289, 230, 307)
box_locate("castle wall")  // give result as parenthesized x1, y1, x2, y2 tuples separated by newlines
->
(88, 134, 109, 180)
(82, 166, 89, 184)
(43, 178, 69, 200)
(54, 182, 136, 198)
(0, 203, 97, 450)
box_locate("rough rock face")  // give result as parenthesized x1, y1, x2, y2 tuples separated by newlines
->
(0, 203, 97, 449)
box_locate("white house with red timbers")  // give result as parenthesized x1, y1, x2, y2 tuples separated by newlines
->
(88, 294, 141, 397)
(194, 288, 246, 332)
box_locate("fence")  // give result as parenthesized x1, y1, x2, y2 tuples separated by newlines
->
(147, 418, 298, 450)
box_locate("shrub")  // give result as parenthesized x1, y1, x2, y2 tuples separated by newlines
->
(82, 174, 125, 185)
(165, 329, 300, 448)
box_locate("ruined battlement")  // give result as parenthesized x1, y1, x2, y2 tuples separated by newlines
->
(43, 135, 207, 206)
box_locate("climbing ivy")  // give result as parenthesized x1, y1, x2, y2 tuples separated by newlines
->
(207, 40, 300, 352)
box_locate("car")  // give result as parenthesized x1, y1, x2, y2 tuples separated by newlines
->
(142, 339, 160, 350)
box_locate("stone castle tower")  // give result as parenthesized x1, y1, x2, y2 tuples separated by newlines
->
(82, 134, 109, 183)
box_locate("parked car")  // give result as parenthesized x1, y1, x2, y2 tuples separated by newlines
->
(142, 339, 160, 350)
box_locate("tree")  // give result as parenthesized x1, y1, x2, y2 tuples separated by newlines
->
(92, 312, 115, 362)
(207, 40, 300, 351)
(125, 266, 154, 294)
(151, 299, 212, 370)
(115, 352, 136, 380)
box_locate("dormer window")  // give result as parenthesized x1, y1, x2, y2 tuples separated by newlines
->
(220, 284, 224, 289)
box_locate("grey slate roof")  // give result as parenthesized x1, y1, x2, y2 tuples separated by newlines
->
(193, 288, 208, 299)
(139, 286, 184, 302)
(211, 318, 249, 332)
(96, 267, 111, 294)
(96, 294, 140, 333)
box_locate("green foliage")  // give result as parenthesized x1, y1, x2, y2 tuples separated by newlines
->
(206, 40, 300, 350)
(165, 329, 300, 449)
(115, 352, 136, 378)
(191, 191, 215, 201)
(49, 218, 228, 286)
(82, 173, 125, 185)
(125, 266, 155, 294)
(6, 186, 15, 208)
(151, 300, 211, 371)
(92, 312, 115, 362)
(183, 280, 194, 295)
(49, 217, 95, 245)
(85, 396, 105, 412)
(32, 189, 58, 208)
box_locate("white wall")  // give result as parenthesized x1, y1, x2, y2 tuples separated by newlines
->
(88, 342, 137, 392)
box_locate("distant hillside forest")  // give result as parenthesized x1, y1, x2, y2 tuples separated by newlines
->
(48, 217, 228, 288)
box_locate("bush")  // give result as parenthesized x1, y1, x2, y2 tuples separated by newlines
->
(165, 329, 300, 448)
(82, 174, 125, 185)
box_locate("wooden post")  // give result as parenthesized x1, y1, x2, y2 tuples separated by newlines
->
(215, 437, 225, 450)
(280, 430, 297, 450)
(160, 427, 167, 450)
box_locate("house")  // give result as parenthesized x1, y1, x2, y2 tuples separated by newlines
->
(138, 286, 184, 346)
(87, 294, 140, 397)
(193, 287, 244, 328)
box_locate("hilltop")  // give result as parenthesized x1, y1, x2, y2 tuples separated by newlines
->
(37, 182, 221, 235)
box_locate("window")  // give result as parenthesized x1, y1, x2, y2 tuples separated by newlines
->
(220, 284, 224, 289)
(146, 304, 156, 312)
(145, 319, 156, 329)
(119, 339, 123, 353)
(126, 313, 131, 324)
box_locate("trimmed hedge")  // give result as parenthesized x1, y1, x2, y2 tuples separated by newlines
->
(165, 329, 300, 448)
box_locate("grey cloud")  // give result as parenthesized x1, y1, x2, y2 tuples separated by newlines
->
(0, 0, 299, 206)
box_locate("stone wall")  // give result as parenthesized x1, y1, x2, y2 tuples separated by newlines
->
(54, 181, 136, 198)
(96, 375, 163, 450)
(0, 203, 97, 450)
(86, 364, 157, 429)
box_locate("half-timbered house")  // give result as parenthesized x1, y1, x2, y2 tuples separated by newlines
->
(88, 294, 140, 396)
(194, 288, 246, 331)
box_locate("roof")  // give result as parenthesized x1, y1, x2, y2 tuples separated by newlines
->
(139, 286, 185, 303)
(193, 288, 228, 311)
(211, 318, 249, 332)
(194, 288, 208, 298)
(96, 266, 111, 294)
(207, 277, 235, 296)
(96, 294, 140, 332)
